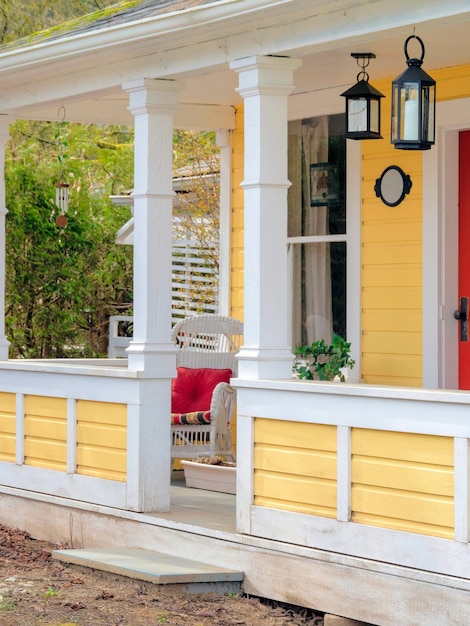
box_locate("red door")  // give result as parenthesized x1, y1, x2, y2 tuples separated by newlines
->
(458, 130, 470, 389)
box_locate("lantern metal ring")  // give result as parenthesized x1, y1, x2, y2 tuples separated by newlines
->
(403, 34, 425, 65)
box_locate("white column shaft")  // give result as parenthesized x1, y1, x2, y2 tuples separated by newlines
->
(124, 78, 183, 374)
(230, 56, 302, 379)
(0, 116, 11, 360)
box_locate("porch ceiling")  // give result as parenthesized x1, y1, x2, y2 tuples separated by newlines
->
(0, 0, 468, 128)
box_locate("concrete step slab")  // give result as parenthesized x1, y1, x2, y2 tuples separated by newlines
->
(53, 547, 243, 595)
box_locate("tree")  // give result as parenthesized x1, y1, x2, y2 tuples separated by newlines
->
(2, 3, 221, 357)
(172, 130, 220, 316)
(6, 120, 135, 357)
(173, 131, 220, 251)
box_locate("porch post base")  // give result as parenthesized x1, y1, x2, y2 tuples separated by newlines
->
(126, 342, 177, 376)
(237, 346, 294, 380)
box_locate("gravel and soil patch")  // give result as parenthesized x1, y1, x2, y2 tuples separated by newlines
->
(0, 524, 324, 625)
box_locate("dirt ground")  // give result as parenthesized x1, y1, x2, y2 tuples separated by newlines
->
(0, 524, 324, 626)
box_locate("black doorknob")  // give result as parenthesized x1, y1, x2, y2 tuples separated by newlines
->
(455, 297, 469, 342)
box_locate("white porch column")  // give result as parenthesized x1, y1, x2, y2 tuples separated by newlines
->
(230, 56, 302, 379)
(124, 78, 183, 373)
(123, 79, 183, 512)
(0, 116, 11, 360)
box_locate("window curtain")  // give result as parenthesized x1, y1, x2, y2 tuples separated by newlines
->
(288, 117, 333, 346)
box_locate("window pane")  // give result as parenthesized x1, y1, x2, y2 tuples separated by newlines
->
(295, 241, 346, 346)
(288, 115, 346, 237)
(288, 114, 347, 348)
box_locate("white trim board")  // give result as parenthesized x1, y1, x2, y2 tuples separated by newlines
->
(423, 97, 470, 389)
(249, 504, 470, 580)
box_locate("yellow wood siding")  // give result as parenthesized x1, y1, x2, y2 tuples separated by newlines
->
(24, 395, 67, 470)
(351, 429, 454, 538)
(433, 65, 470, 101)
(254, 418, 337, 517)
(231, 106, 244, 321)
(0, 392, 16, 462)
(360, 64, 470, 386)
(361, 87, 422, 387)
(76, 400, 127, 481)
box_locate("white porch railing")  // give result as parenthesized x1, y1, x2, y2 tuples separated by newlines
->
(0, 359, 172, 512)
(234, 378, 470, 580)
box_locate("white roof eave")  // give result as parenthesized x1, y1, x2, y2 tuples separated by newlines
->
(3, 0, 467, 76)
(0, 0, 291, 74)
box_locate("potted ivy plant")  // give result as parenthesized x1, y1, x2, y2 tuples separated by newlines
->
(293, 334, 355, 382)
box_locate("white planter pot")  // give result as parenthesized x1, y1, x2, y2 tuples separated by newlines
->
(181, 460, 236, 495)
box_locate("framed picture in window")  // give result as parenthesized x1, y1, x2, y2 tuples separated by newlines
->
(310, 162, 339, 206)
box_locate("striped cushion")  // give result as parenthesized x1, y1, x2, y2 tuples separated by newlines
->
(171, 411, 211, 425)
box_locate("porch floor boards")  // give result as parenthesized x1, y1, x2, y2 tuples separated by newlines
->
(147, 469, 236, 534)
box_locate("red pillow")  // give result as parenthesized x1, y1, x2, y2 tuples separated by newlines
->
(171, 367, 232, 414)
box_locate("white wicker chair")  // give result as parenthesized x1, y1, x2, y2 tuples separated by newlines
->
(171, 314, 243, 461)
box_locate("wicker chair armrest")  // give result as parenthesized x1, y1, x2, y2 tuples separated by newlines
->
(210, 382, 236, 433)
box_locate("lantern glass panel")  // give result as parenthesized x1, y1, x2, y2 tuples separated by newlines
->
(402, 81, 419, 141)
(348, 98, 367, 133)
(422, 84, 435, 142)
(370, 100, 379, 134)
(391, 83, 399, 141)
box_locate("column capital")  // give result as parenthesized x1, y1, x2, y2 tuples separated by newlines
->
(230, 55, 302, 98)
(123, 78, 185, 116)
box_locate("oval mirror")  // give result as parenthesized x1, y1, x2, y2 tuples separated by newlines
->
(374, 165, 412, 207)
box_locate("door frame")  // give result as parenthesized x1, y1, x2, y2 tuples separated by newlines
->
(423, 97, 470, 389)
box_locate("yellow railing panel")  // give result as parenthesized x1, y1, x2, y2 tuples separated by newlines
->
(351, 429, 454, 538)
(24, 395, 67, 470)
(254, 418, 337, 517)
(0, 392, 16, 462)
(76, 400, 127, 482)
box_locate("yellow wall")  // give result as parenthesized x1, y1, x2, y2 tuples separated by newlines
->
(254, 418, 337, 517)
(351, 429, 454, 538)
(230, 106, 244, 321)
(229, 107, 246, 451)
(0, 392, 16, 462)
(361, 95, 423, 386)
(361, 64, 470, 386)
(24, 395, 67, 470)
(76, 399, 127, 481)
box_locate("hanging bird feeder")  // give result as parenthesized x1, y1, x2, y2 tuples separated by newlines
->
(55, 105, 69, 227)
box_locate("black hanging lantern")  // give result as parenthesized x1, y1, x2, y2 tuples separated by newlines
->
(391, 35, 436, 150)
(341, 53, 384, 140)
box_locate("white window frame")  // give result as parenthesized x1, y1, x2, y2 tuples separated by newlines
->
(287, 93, 361, 381)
